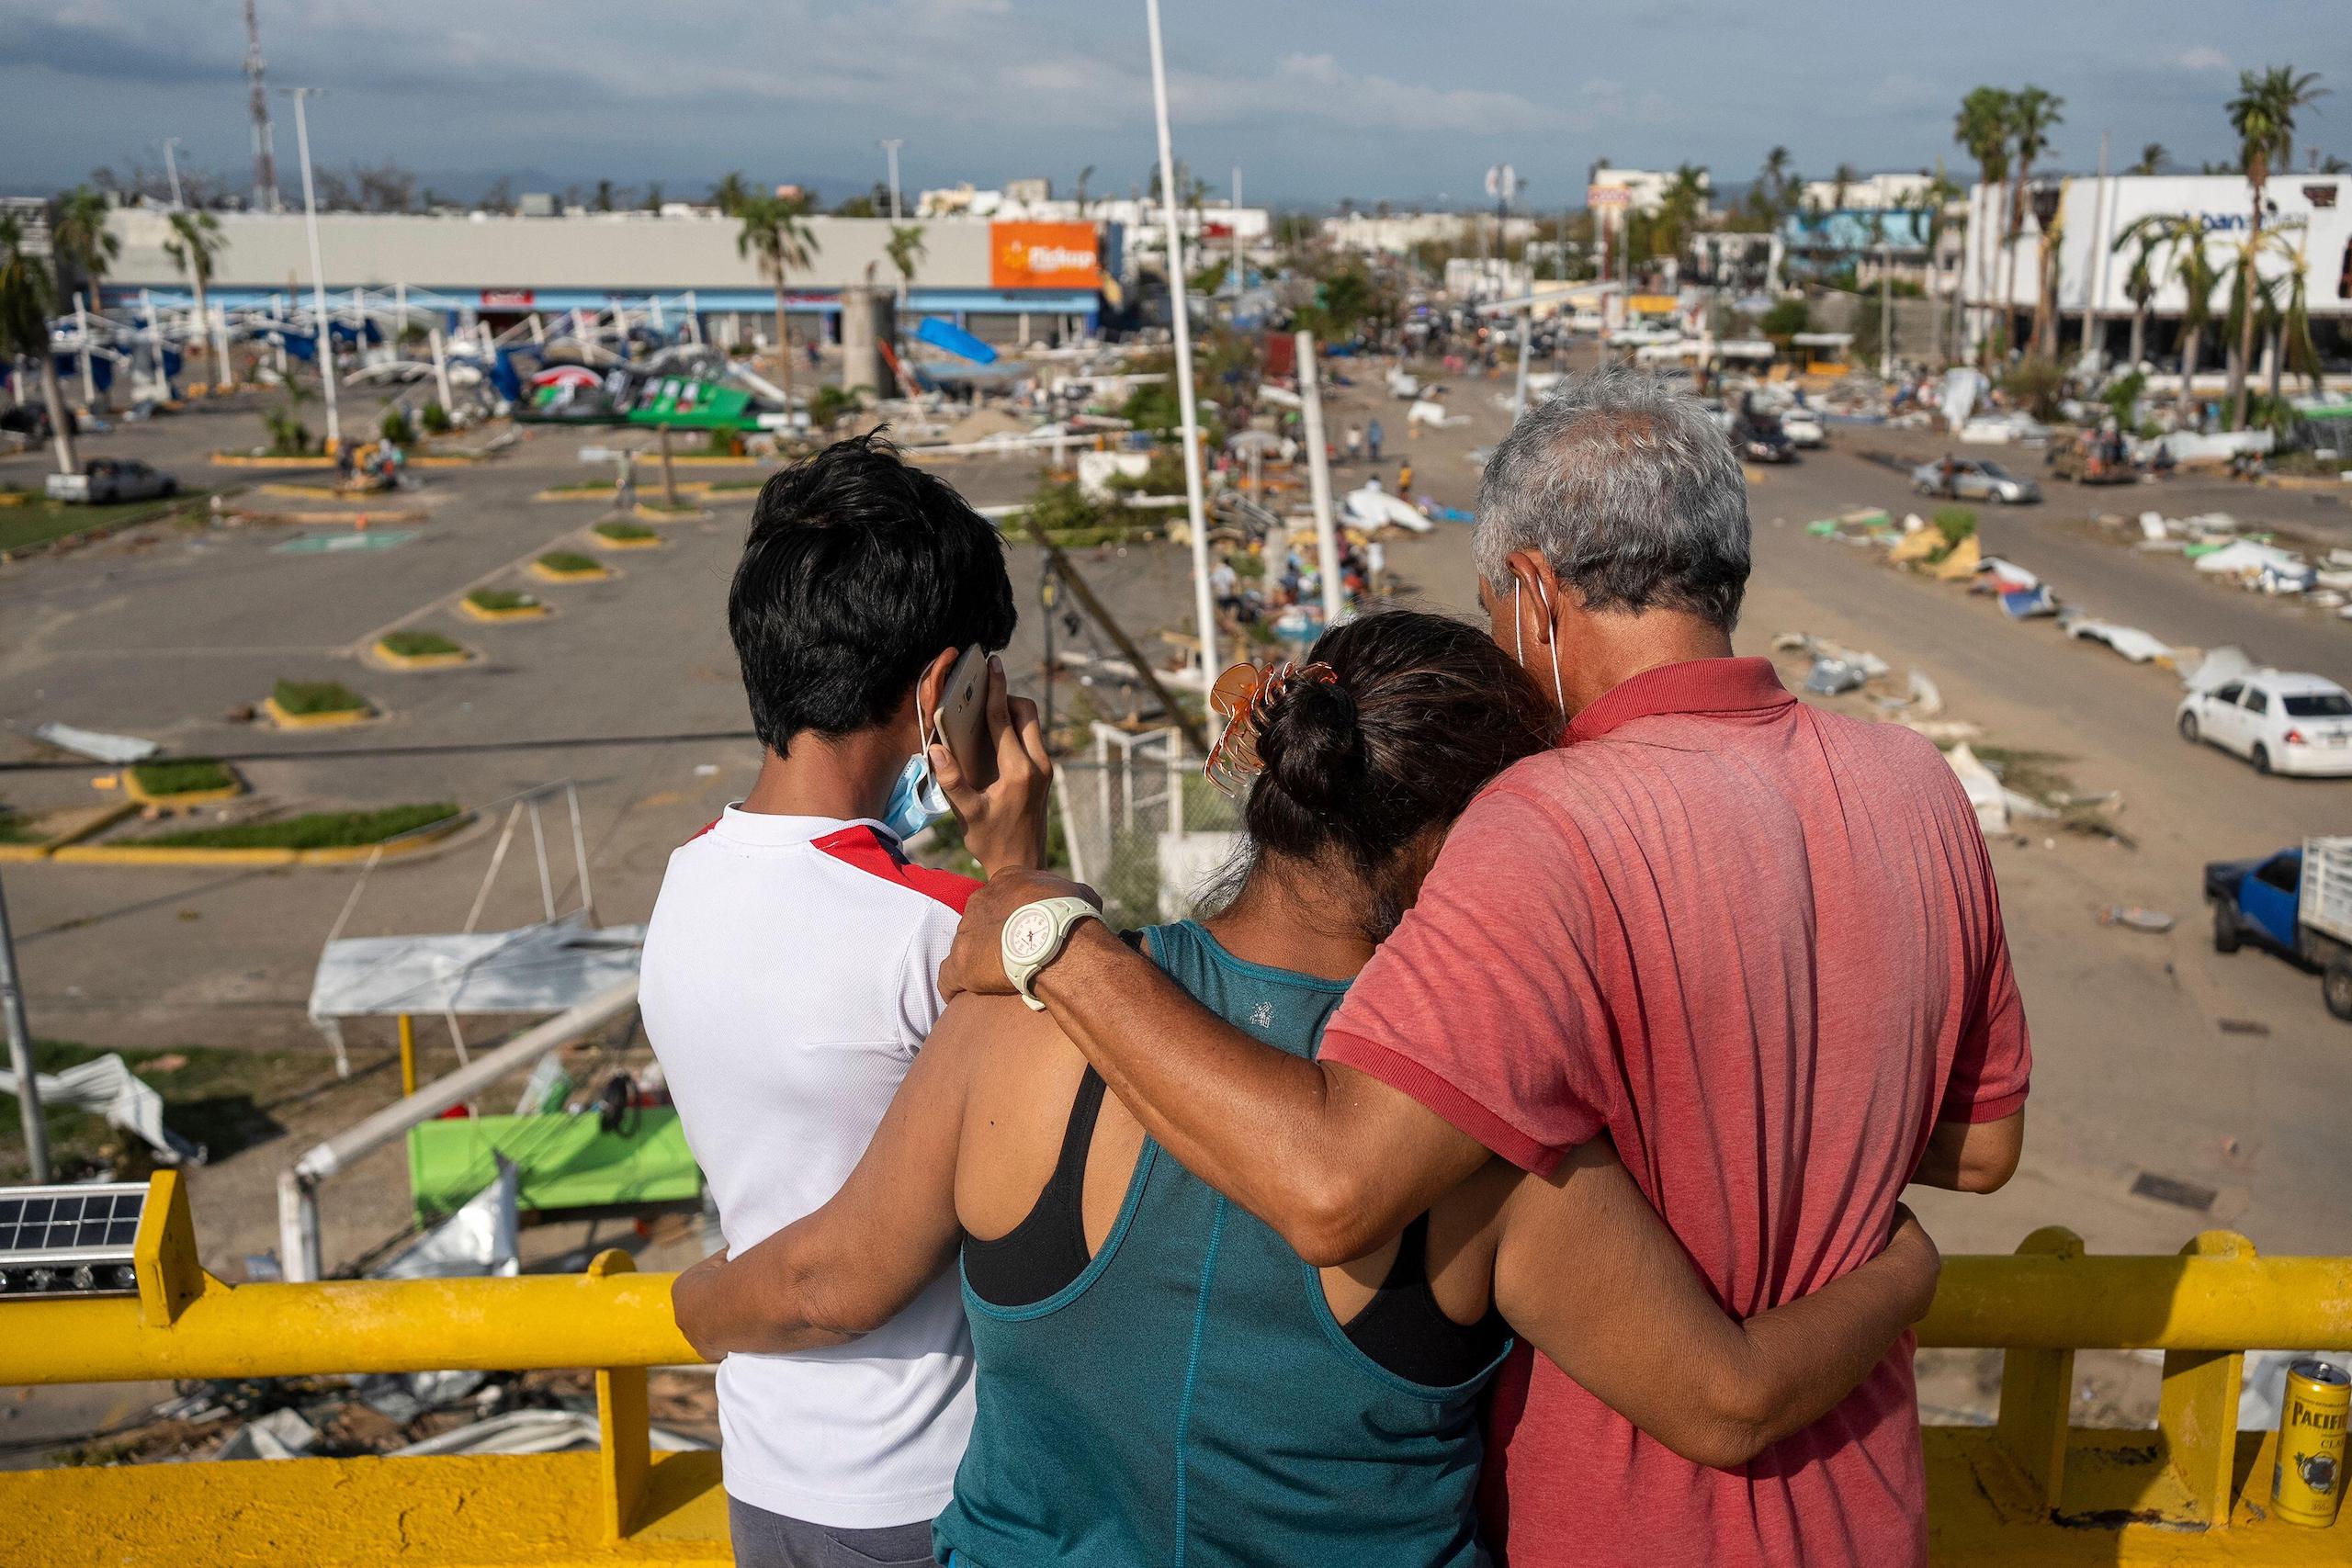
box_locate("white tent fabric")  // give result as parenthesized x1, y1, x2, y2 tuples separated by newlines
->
(1340, 483, 1432, 534)
(308, 912, 644, 1022)
(0, 1054, 203, 1164)
(371, 1156, 521, 1280)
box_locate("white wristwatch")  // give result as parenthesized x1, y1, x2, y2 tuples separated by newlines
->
(1001, 896, 1105, 1011)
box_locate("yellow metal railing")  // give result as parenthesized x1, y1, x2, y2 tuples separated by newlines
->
(0, 1175, 2346, 1566)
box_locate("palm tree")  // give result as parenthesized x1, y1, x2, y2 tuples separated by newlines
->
(0, 213, 76, 473)
(49, 186, 119, 409)
(2113, 214, 2168, 370)
(1653, 164, 1708, 274)
(1830, 163, 1858, 211)
(2002, 86, 2064, 357)
(1954, 87, 2014, 366)
(2131, 214, 2223, 423)
(2131, 142, 2167, 176)
(2271, 242, 2322, 396)
(163, 209, 226, 386)
(734, 192, 819, 398)
(710, 171, 753, 217)
(2223, 65, 2327, 428)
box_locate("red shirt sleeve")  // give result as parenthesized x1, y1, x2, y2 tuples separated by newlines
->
(1939, 830, 2032, 1123)
(1319, 780, 1612, 1175)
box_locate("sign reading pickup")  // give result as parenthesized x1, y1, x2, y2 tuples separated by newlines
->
(990, 220, 1100, 290)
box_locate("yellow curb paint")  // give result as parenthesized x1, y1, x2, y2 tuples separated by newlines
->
(208, 454, 334, 468)
(528, 561, 612, 583)
(590, 533, 666, 551)
(458, 598, 551, 623)
(0, 843, 51, 863)
(370, 640, 475, 671)
(122, 776, 243, 808)
(264, 696, 376, 729)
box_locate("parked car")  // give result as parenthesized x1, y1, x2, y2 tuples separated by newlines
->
(1909, 457, 2041, 504)
(2177, 671, 2352, 777)
(44, 457, 179, 505)
(2206, 837, 2352, 1019)
(1780, 409, 1827, 448)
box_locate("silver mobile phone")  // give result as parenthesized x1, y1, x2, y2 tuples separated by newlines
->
(935, 644, 996, 790)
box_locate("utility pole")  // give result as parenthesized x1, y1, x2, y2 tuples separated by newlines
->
(1144, 0, 1218, 721)
(2080, 131, 2112, 371)
(243, 0, 279, 212)
(880, 139, 905, 220)
(161, 138, 185, 209)
(1879, 237, 1894, 380)
(285, 87, 340, 451)
(0, 874, 49, 1184)
(1230, 164, 1243, 299)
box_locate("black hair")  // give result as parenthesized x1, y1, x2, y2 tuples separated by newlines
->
(1231, 610, 1558, 939)
(728, 431, 1016, 755)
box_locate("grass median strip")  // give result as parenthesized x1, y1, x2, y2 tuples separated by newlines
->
(273, 678, 369, 716)
(130, 759, 237, 797)
(139, 801, 461, 851)
(379, 629, 464, 659)
(593, 520, 662, 545)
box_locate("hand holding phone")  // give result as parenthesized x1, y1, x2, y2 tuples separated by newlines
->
(928, 649, 1052, 877)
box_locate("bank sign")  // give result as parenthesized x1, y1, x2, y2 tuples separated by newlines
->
(990, 221, 1100, 290)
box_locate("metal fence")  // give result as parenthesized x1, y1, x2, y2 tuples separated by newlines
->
(1051, 732, 1245, 931)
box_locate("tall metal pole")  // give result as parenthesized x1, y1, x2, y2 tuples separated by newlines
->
(1144, 0, 1218, 719)
(881, 139, 905, 220)
(243, 0, 279, 212)
(0, 874, 50, 1184)
(288, 88, 341, 452)
(1296, 331, 1343, 624)
(1879, 238, 1894, 380)
(1230, 164, 1243, 297)
(74, 293, 95, 404)
(161, 139, 185, 209)
(2081, 131, 2112, 371)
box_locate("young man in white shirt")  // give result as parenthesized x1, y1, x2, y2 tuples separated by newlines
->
(643, 433, 1048, 1568)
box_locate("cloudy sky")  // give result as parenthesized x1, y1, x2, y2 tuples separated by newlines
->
(2, 0, 2344, 206)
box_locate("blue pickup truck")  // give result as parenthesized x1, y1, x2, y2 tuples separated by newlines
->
(2205, 837, 2352, 1021)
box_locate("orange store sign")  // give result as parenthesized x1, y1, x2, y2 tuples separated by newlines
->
(990, 222, 1100, 289)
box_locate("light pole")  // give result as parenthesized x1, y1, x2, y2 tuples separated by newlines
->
(283, 86, 340, 452)
(1144, 0, 1217, 719)
(879, 139, 905, 220)
(160, 138, 185, 209)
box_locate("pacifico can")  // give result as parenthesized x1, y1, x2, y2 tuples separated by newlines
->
(2274, 1359, 2350, 1528)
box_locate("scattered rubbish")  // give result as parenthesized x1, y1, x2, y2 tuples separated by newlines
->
(243, 1252, 282, 1282)
(1933, 536, 1983, 581)
(2138, 510, 2170, 543)
(390, 1409, 712, 1459)
(1874, 670, 1944, 718)
(31, 722, 161, 764)
(1945, 743, 2012, 833)
(1902, 718, 1985, 743)
(0, 1054, 204, 1164)
(941, 406, 1028, 445)
(271, 530, 419, 554)
(2000, 586, 2059, 619)
(1888, 527, 1942, 565)
(692, 763, 719, 777)
(2193, 539, 2315, 592)
(1804, 519, 1841, 537)
(2131, 1171, 2218, 1213)
(371, 1158, 521, 1280)
(2179, 645, 2255, 693)
(2099, 905, 2177, 934)
(2218, 1019, 2272, 1037)
(213, 1406, 321, 1462)
(1974, 557, 2040, 592)
(1804, 657, 1870, 695)
(2062, 616, 2174, 665)
(1339, 482, 1432, 534)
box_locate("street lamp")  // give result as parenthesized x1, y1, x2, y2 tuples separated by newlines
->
(879, 139, 905, 221)
(280, 87, 340, 452)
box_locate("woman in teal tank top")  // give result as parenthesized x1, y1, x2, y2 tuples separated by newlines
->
(678, 612, 1942, 1567)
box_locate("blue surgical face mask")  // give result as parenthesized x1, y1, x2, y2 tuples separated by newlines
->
(880, 705, 950, 842)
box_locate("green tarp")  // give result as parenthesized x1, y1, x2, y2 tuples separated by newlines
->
(407, 1110, 701, 1224)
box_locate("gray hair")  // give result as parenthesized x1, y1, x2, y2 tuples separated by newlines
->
(1472, 367, 1750, 630)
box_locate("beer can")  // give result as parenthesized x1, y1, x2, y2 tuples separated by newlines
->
(2274, 1359, 2349, 1528)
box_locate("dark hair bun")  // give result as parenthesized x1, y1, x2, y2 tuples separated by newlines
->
(1257, 677, 1364, 816)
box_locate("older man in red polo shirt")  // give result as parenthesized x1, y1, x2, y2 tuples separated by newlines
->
(944, 367, 2030, 1567)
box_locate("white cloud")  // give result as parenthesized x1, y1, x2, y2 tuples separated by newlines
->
(2175, 45, 2232, 72)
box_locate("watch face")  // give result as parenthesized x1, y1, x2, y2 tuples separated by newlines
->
(1005, 907, 1056, 964)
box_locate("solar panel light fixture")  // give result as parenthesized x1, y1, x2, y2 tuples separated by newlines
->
(0, 1182, 148, 1298)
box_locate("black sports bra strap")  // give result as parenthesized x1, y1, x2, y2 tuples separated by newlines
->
(1055, 1068, 1109, 1189)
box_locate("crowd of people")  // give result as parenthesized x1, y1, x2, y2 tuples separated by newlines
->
(641, 368, 2030, 1568)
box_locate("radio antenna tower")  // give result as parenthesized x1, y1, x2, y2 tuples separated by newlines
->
(244, 0, 280, 211)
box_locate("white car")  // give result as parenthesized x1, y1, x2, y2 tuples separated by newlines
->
(2177, 671, 2352, 777)
(1781, 409, 1826, 448)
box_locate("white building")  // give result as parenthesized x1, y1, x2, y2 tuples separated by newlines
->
(1588, 168, 1712, 218)
(1799, 172, 1939, 212)
(1323, 211, 1538, 256)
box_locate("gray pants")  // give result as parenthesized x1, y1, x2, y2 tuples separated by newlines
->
(726, 1494, 938, 1568)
